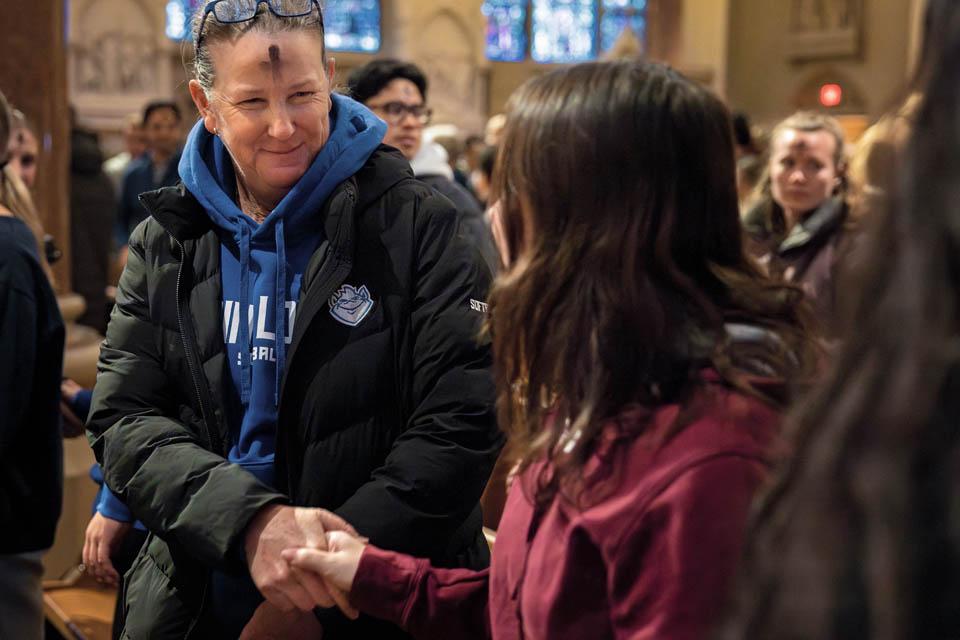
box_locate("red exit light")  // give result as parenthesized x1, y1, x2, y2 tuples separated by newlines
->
(820, 83, 843, 107)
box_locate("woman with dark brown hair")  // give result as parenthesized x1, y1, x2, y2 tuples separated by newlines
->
(718, 2, 960, 639)
(282, 59, 813, 639)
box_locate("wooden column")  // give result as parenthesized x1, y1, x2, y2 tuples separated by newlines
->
(0, 0, 71, 290)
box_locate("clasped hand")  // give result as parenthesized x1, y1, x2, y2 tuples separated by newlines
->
(245, 504, 366, 620)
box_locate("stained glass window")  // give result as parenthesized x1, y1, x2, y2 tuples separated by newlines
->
(531, 0, 597, 64)
(600, 0, 646, 52)
(165, 0, 202, 41)
(323, 0, 381, 53)
(483, 0, 528, 62)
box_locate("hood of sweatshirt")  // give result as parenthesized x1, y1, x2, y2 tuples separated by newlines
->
(410, 141, 454, 181)
(177, 94, 385, 486)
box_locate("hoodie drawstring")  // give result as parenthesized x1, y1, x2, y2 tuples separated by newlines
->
(237, 220, 289, 407)
(238, 224, 252, 404)
(274, 219, 288, 406)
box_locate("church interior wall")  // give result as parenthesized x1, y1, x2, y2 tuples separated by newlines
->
(726, 0, 914, 126)
(64, 0, 921, 143)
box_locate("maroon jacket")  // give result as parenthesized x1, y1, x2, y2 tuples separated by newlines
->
(350, 381, 780, 639)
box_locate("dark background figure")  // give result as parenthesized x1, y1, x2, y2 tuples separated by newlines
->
(7, 108, 39, 190)
(70, 116, 116, 334)
(114, 100, 183, 250)
(0, 88, 64, 640)
(431, 133, 474, 196)
(346, 58, 500, 273)
(472, 144, 497, 209)
(103, 114, 147, 195)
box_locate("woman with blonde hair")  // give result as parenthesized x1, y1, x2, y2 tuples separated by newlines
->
(1, 103, 52, 283)
(0, 88, 65, 640)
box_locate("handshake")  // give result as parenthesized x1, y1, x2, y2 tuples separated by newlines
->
(239, 504, 370, 639)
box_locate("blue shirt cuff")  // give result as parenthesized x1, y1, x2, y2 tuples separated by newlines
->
(70, 389, 94, 423)
(96, 486, 134, 522)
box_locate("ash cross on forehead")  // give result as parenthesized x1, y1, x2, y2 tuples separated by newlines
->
(266, 44, 282, 80)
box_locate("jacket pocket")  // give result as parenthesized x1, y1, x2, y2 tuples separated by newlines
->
(120, 536, 199, 640)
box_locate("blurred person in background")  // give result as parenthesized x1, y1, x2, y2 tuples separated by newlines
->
(3, 106, 54, 283)
(70, 111, 115, 333)
(472, 144, 497, 210)
(483, 113, 506, 147)
(103, 113, 147, 194)
(462, 134, 486, 175)
(114, 100, 183, 250)
(742, 112, 854, 336)
(733, 112, 765, 212)
(7, 108, 39, 189)
(0, 88, 64, 640)
(431, 133, 473, 194)
(346, 58, 498, 272)
(718, 2, 960, 638)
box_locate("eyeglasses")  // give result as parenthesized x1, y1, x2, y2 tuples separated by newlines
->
(195, 0, 323, 54)
(368, 102, 433, 126)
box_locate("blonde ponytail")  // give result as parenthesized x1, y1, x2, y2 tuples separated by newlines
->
(0, 91, 53, 284)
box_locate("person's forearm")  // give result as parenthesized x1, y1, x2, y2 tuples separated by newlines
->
(351, 546, 492, 640)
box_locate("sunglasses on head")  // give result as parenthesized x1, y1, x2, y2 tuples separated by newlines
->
(195, 0, 324, 55)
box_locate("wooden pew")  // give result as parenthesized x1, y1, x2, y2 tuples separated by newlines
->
(43, 568, 115, 640)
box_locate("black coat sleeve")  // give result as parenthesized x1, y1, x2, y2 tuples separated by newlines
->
(333, 193, 503, 555)
(87, 222, 286, 568)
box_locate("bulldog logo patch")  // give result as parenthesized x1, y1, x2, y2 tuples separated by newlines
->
(329, 284, 374, 327)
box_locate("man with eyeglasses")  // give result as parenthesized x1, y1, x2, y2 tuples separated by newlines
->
(346, 59, 499, 272)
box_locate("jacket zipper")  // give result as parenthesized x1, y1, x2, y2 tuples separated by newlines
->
(172, 236, 224, 456)
(171, 234, 216, 640)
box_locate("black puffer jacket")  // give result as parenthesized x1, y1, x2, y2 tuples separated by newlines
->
(87, 147, 502, 639)
(418, 173, 499, 274)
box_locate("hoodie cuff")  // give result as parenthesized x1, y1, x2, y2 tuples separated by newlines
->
(96, 486, 134, 522)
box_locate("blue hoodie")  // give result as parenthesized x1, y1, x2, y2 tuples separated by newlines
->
(101, 95, 385, 633)
(178, 94, 385, 492)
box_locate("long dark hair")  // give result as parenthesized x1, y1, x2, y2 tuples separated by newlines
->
(488, 61, 813, 506)
(719, 3, 960, 638)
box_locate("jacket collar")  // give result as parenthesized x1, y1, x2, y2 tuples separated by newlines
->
(778, 197, 847, 255)
(139, 183, 212, 242)
(139, 145, 412, 245)
(353, 146, 414, 210)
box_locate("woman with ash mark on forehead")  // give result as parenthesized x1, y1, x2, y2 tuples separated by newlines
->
(86, 1, 501, 638)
